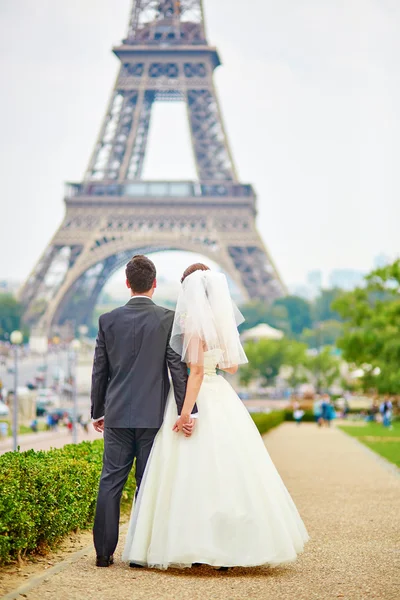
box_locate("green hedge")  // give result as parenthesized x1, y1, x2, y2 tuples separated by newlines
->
(251, 410, 285, 434)
(0, 440, 136, 565)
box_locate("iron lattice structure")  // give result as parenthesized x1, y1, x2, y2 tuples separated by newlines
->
(20, 0, 286, 335)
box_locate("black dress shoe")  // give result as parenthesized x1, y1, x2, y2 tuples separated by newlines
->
(129, 562, 144, 568)
(96, 555, 114, 567)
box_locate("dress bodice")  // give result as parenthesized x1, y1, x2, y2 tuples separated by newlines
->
(203, 349, 224, 375)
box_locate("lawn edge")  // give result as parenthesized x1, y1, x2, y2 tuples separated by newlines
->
(337, 426, 400, 477)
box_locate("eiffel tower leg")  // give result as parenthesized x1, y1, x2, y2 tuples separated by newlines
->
(52, 254, 125, 328)
(227, 236, 286, 301)
(119, 90, 154, 180)
(19, 239, 84, 325)
(19, 246, 59, 311)
(84, 82, 120, 181)
(85, 90, 144, 181)
(186, 85, 238, 181)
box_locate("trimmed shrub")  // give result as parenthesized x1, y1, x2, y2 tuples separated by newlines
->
(0, 440, 135, 565)
(251, 410, 285, 434)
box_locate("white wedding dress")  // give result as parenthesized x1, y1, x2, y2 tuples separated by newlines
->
(122, 349, 309, 569)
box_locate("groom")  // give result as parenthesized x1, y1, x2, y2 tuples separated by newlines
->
(91, 255, 196, 567)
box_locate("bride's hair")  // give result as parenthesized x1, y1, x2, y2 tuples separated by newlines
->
(181, 263, 210, 284)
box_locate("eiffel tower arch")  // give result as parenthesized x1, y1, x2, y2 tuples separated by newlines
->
(20, 0, 286, 337)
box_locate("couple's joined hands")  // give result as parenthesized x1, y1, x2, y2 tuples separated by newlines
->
(93, 416, 195, 437)
(173, 413, 195, 438)
(93, 419, 105, 433)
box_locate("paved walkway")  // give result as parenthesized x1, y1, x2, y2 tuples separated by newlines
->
(2, 423, 399, 600)
(0, 427, 99, 454)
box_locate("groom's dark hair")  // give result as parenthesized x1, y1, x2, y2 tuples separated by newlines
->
(126, 255, 156, 293)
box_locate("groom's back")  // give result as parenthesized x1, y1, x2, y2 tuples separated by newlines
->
(93, 298, 175, 428)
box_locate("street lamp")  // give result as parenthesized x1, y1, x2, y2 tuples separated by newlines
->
(70, 338, 81, 444)
(10, 330, 23, 452)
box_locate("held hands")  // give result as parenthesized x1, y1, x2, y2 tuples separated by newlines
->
(173, 413, 195, 438)
(93, 418, 105, 433)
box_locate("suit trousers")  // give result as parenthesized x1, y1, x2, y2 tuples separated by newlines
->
(93, 426, 159, 557)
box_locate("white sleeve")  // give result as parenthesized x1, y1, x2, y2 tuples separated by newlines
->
(92, 415, 104, 423)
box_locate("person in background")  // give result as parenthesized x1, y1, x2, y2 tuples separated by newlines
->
(380, 399, 393, 429)
(366, 401, 379, 423)
(293, 401, 305, 425)
(321, 394, 335, 427)
(46, 413, 54, 431)
(313, 396, 323, 427)
(343, 396, 350, 419)
(336, 396, 346, 418)
(30, 419, 38, 433)
(0, 422, 8, 439)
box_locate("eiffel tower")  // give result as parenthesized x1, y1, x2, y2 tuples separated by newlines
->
(21, 0, 286, 338)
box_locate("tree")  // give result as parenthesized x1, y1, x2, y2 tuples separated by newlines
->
(239, 338, 308, 387)
(240, 289, 345, 348)
(301, 320, 343, 348)
(266, 304, 291, 334)
(282, 341, 310, 389)
(306, 346, 341, 393)
(0, 294, 24, 341)
(273, 296, 312, 336)
(239, 301, 290, 335)
(333, 260, 400, 394)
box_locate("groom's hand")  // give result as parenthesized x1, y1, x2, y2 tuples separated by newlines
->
(93, 418, 105, 433)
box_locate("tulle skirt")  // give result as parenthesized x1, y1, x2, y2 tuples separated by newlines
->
(122, 374, 309, 569)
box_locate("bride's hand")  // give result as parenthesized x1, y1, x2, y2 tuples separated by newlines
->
(173, 415, 195, 437)
(182, 419, 195, 437)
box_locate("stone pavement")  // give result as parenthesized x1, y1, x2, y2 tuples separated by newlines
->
(2, 423, 399, 600)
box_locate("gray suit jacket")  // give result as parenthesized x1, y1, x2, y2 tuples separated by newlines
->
(90, 297, 191, 428)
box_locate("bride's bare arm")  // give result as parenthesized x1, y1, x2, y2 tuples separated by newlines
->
(179, 362, 204, 418)
(173, 339, 204, 433)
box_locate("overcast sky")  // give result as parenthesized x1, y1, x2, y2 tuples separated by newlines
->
(0, 0, 398, 289)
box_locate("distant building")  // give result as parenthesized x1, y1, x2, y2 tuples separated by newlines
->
(287, 284, 314, 300)
(307, 270, 323, 289)
(373, 254, 391, 269)
(328, 269, 365, 290)
(306, 270, 323, 297)
(288, 271, 323, 300)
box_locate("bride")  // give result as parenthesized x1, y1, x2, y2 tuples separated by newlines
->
(123, 263, 309, 569)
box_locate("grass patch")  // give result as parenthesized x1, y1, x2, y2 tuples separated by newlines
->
(339, 421, 400, 468)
